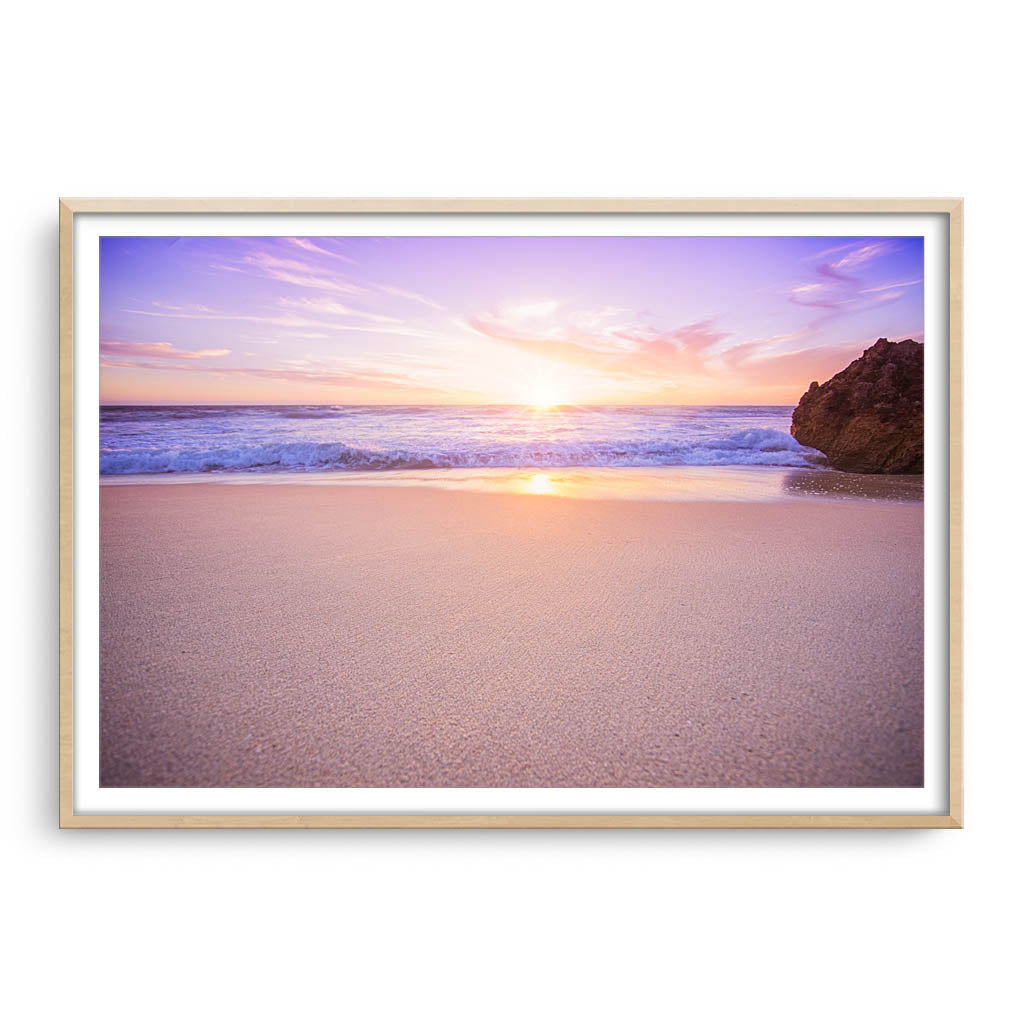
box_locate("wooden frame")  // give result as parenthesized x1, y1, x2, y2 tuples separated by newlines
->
(59, 197, 963, 829)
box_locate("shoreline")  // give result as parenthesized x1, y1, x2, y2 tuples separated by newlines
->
(98, 464, 925, 504)
(100, 482, 924, 788)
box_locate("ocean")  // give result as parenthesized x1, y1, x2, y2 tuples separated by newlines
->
(98, 404, 826, 476)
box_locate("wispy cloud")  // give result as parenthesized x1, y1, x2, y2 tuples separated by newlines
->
(790, 240, 907, 314)
(503, 299, 560, 320)
(205, 243, 367, 295)
(277, 296, 405, 324)
(208, 241, 445, 315)
(122, 306, 328, 329)
(237, 251, 368, 295)
(811, 240, 898, 265)
(209, 365, 410, 387)
(100, 339, 230, 361)
(831, 241, 896, 271)
(789, 281, 853, 310)
(121, 302, 433, 340)
(285, 237, 357, 263)
(101, 346, 417, 390)
(374, 283, 444, 310)
(860, 278, 923, 294)
(150, 301, 215, 313)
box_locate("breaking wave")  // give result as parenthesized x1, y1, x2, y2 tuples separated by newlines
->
(100, 428, 825, 475)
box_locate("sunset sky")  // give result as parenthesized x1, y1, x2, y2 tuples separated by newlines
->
(99, 235, 924, 405)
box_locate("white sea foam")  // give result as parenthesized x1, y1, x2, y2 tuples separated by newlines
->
(99, 406, 826, 475)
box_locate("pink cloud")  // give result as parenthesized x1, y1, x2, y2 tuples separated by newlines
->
(100, 355, 415, 390)
(811, 240, 895, 266)
(100, 339, 230, 361)
(199, 365, 411, 387)
(721, 339, 870, 386)
(470, 300, 896, 398)
(832, 241, 895, 271)
(470, 311, 729, 381)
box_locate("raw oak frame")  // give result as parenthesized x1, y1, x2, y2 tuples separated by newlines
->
(58, 197, 963, 829)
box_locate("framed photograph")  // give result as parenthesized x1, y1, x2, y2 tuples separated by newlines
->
(59, 198, 962, 828)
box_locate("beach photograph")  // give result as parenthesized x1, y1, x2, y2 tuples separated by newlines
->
(98, 233, 925, 789)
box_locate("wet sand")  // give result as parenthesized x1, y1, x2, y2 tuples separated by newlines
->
(100, 482, 924, 787)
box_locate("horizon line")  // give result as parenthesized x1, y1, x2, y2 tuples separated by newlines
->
(99, 400, 799, 409)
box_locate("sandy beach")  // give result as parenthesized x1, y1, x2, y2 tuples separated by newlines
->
(100, 481, 923, 788)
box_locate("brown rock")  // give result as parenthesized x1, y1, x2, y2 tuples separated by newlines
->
(791, 338, 923, 474)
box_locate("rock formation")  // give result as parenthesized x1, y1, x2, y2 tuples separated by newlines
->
(791, 338, 924, 474)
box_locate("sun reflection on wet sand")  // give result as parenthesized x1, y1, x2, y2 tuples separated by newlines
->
(103, 466, 923, 504)
(523, 473, 556, 495)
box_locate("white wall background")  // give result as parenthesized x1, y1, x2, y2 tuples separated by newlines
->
(3, 2, 1019, 1021)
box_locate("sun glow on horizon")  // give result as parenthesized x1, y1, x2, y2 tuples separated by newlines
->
(526, 381, 563, 409)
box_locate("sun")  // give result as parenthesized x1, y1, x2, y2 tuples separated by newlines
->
(527, 381, 561, 409)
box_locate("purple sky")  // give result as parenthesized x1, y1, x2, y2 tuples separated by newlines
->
(99, 235, 924, 405)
